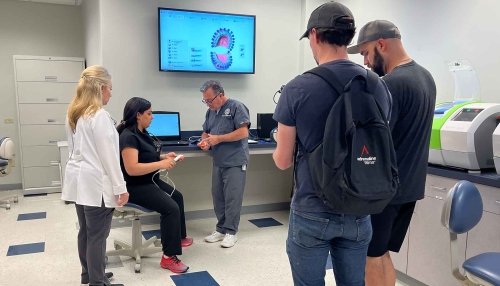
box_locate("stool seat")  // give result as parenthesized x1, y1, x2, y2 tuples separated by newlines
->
(116, 202, 155, 215)
(107, 202, 162, 273)
(463, 252, 500, 286)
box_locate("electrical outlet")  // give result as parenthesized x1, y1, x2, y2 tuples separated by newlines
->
(4, 118, 14, 124)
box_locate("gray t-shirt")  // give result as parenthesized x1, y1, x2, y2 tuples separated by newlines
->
(274, 59, 393, 213)
(202, 98, 250, 167)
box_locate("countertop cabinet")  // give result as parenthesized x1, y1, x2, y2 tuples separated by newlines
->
(14, 55, 84, 195)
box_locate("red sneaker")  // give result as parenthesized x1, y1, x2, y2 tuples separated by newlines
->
(160, 255, 189, 273)
(181, 236, 193, 247)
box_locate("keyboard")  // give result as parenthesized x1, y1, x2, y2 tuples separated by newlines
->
(161, 140, 190, 146)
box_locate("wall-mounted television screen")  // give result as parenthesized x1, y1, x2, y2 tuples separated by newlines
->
(158, 8, 256, 74)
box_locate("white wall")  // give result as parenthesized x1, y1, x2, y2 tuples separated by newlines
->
(81, 0, 102, 65)
(332, 0, 500, 104)
(95, 0, 302, 130)
(0, 0, 83, 186)
(3, 0, 500, 186)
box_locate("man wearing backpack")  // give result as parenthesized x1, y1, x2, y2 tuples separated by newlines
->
(347, 20, 436, 286)
(272, 2, 393, 285)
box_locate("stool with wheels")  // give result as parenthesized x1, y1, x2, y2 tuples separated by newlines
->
(107, 202, 162, 273)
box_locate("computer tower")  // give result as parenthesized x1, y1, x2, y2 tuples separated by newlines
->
(257, 113, 277, 139)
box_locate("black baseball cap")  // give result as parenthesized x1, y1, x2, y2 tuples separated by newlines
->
(300, 1, 355, 40)
(347, 20, 401, 54)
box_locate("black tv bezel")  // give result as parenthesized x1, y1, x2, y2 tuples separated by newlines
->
(158, 7, 256, 74)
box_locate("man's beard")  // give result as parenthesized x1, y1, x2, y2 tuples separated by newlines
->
(372, 48, 386, 77)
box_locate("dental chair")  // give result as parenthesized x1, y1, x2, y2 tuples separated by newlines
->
(0, 137, 19, 210)
(106, 203, 162, 273)
(441, 180, 500, 286)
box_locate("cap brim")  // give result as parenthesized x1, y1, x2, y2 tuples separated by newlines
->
(347, 44, 361, 54)
(299, 30, 309, 40)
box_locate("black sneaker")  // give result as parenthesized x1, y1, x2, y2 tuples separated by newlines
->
(82, 272, 114, 284)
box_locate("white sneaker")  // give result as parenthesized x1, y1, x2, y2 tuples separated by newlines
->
(220, 233, 238, 248)
(204, 231, 225, 243)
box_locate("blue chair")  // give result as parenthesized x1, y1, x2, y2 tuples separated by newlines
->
(107, 203, 162, 273)
(441, 180, 500, 286)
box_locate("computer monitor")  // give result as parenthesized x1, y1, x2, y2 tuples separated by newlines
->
(147, 111, 182, 141)
(257, 113, 277, 139)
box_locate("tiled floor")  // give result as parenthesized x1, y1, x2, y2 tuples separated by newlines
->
(0, 190, 413, 286)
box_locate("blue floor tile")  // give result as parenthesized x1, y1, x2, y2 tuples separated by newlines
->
(23, 193, 47, 197)
(7, 242, 45, 256)
(171, 271, 219, 286)
(249, 217, 283, 228)
(17, 212, 46, 221)
(142, 229, 161, 240)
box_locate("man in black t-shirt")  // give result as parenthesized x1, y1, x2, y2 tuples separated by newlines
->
(348, 20, 436, 286)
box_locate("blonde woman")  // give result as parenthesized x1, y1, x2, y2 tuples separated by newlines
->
(62, 65, 128, 286)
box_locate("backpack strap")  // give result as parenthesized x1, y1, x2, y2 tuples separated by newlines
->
(305, 66, 345, 96)
(305, 66, 354, 131)
(364, 69, 391, 123)
(306, 66, 380, 96)
(365, 69, 379, 94)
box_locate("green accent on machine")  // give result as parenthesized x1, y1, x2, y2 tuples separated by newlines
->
(430, 101, 476, 149)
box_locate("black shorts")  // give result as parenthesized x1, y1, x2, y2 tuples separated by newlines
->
(367, 201, 416, 257)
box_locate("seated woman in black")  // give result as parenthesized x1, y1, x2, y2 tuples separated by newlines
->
(116, 97, 192, 273)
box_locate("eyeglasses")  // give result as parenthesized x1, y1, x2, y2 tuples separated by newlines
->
(201, 93, 221, 105)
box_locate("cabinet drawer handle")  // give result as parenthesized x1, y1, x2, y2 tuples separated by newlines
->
(47, 119, 56, 123)
(48, 140, 58, 144)
(51, 181, 61, 186)
(431, 186, 447, 192)
(45, 75, 57, 81)
(46, 98, 58, 102)
(435, 196, 444, 200)
(49, 161, 60, 166)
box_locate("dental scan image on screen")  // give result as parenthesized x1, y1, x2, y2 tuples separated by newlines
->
(159, 8, 256, 73)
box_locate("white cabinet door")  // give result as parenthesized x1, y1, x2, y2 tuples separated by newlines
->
(15, 59, 83, 82)
(466, 211, 500, 259)
(478, 184, 500, 215)
(17, 82, 75, 104)
(20, 125, 66, 146)
(466, 183, 500, 259)
(19, 104, 67, 125)
(21, 146, 60, 167)
(23, 166, 61, 189)
(406, 195, 466, 286)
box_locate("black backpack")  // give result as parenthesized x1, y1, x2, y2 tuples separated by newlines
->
(303, 66, 399, 215)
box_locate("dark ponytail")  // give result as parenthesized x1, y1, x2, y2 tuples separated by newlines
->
(116, 97, 152, 134)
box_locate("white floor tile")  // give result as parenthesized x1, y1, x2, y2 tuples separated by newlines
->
(0, 190, 417, 285)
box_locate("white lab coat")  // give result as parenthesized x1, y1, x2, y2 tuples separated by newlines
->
(62, 108, 126, 207)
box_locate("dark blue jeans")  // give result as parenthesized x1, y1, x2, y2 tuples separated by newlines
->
(286, 210, 372, 286)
